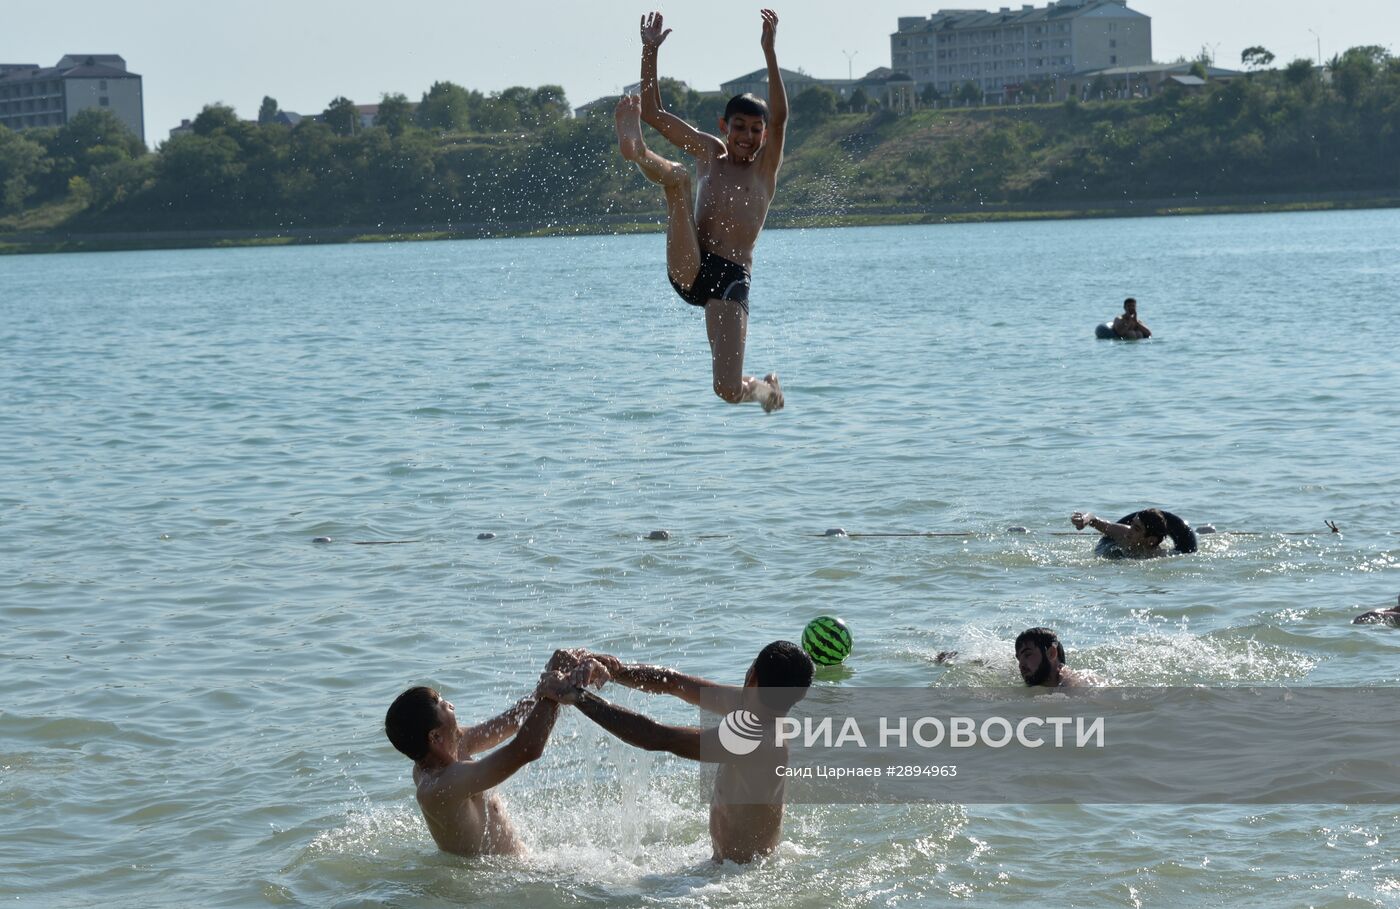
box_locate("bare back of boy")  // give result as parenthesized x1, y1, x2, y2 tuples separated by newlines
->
(614, 10, 788, 412)
(554, 654, 800, 863)
(710, 747, 790, 862)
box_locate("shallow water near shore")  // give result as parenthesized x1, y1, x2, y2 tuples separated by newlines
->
(2, 209, 1399, 908)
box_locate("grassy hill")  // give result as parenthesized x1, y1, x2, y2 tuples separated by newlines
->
(2, 49, 1397, 253)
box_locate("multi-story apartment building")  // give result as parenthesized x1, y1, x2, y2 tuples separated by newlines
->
(0, 54, 144, 142)
(892, 0, 1150, 100)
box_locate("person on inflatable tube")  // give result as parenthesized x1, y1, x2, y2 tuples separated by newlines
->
(1071, 507, 1197, 559)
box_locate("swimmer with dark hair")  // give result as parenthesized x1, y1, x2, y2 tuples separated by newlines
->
(1112, 298, 1152, 339)
(383, 650, 584, 857)
(1352, 595, 1400, 627)
(1015, 627, 1097, 688)
(1072, 508, 1198, 558)
(547, 642, 814, 863)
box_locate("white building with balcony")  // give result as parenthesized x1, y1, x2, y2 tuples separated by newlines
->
(0, 54, 144, 142)
(892, 0, 1150, 100)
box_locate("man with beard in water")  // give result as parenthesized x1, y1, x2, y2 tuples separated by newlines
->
(1015, 627, 1097, 688)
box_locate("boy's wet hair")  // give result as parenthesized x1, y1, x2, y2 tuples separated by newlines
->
(1015, 627, 1067, 664)
(1137, 508, 1169, 543)
(724, 93, 770, 123)
(752, 640, 814, 713)
(385, 686, 442, 762)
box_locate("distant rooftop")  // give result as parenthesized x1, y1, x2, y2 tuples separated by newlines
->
(896, 0, 1144, 32)
(0, 54, 139, 83)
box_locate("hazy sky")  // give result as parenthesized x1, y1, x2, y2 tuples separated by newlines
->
(2, 1, 1393, 143)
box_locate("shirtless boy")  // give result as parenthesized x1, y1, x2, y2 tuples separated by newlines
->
(383, 651, 577, 857)
(545, 642, 814, 863)
(1111, 298, 1152, 339)
(615, 10, 788, 412)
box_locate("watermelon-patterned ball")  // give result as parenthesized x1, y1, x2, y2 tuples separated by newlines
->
(802, 616, 853, 666)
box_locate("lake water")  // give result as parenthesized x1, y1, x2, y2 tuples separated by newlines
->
(2, 210, 1399, 908)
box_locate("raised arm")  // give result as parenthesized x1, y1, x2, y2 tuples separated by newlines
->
(457, 695, 535, 757)
(587, 653, 742, 714)
(1071, 511, 1134, 545)
(757, 9, 788, 186)
(435, 695, 560, 800)
(638, 11, 724, 160)
(457, 649, 584, 756)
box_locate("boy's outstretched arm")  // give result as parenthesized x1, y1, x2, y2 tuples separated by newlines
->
(585, 653, 743, 714)
(562, 687, 728, 763)
(637, 11, 724, 160)
(758, 9, 788, 187)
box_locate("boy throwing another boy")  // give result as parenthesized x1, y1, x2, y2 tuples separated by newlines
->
(615, 10, 787, 412)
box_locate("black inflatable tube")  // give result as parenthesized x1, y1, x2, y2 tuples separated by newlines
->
(1096, 510, 1199, 557)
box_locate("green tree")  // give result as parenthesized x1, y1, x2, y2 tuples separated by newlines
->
(1189, 61, 1209, 80)
(156, 133, 244, 207)
(657, 78, 697, 119)
(1241, 46, 1275, 70)
(416, 81, 474, 132)
(55, 107, 146, 156)
(920, 83, 942, 106)
(376, 92, 414, 137)
(192, 104, 240, 136)
(1284, 58, 1316, 86)
(87, 154, 154, 209)
(955, 81, 981, 106)
(531, 85, 570, 125)
(258, 96, 281, 125)
(472, 94, 520, 131)
(41, 109, 145, 198)
(0, 125, 50, 212)
(1331, 46, 1389, 106)
(792, 85, 839, 123)
(848, 87, 871, 113)
(323, 96, 358, 136)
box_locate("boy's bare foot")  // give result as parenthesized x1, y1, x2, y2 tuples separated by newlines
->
(761, 373, 784, 413)
(615, 94, 688, 187)
(614, 94, 646, 162)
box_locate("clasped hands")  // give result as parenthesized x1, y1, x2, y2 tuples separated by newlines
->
(535, 649, 616, 704)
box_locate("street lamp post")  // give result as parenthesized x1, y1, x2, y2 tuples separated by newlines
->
(1307, 28, 1321, 65)
(842, 49, 859, 82)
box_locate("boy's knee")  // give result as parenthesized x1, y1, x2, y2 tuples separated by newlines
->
(713, 380, 746, 404)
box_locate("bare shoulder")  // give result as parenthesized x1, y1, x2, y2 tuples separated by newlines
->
(1060, 668, 1104, 688)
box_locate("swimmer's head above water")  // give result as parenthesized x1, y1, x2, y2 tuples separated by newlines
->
(385, 686, 454, 762)
(1015, 627, 1067, 687)
(743, 640, 816, 713)
(720, 93, 770, 163)
(1126, 508, 1168, 550)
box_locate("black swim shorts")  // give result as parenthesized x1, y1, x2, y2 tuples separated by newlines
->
(669, 251, 751, 314)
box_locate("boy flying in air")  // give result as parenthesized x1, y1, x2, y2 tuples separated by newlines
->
(614, 9, 788, 412)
